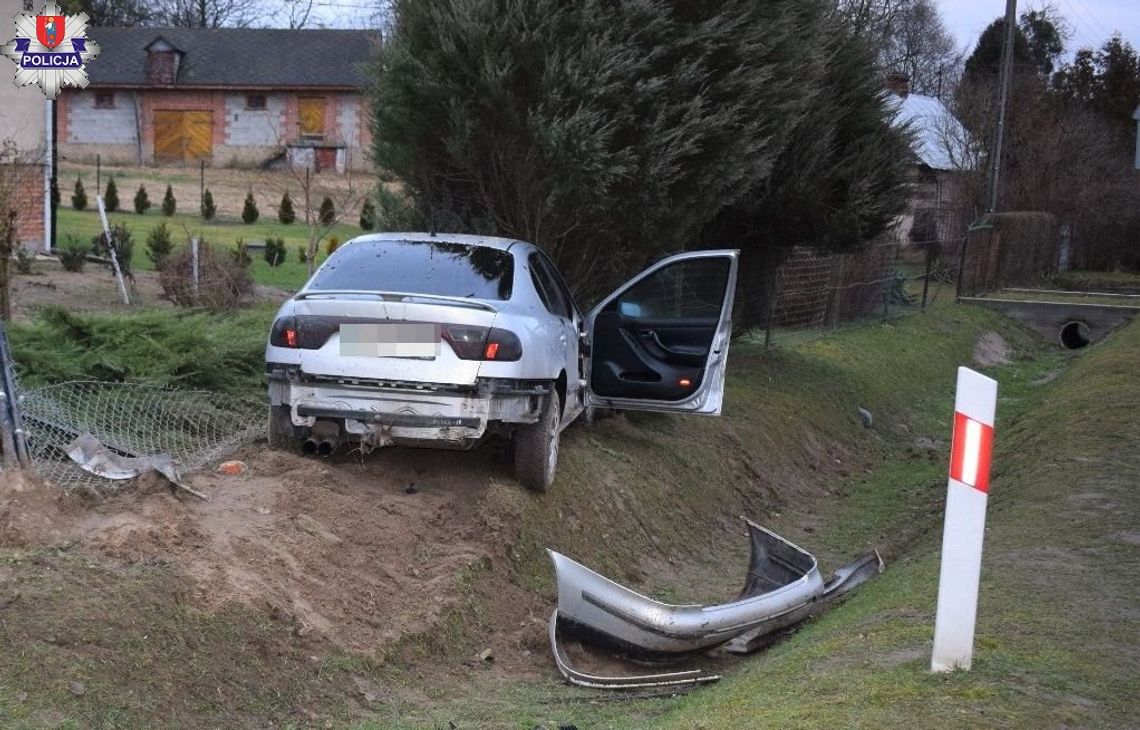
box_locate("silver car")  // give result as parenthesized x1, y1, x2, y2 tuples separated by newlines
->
(265, 232, 738, 492)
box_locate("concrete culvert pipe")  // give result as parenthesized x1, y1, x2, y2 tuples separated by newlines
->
(1059, 321, 1091, 350)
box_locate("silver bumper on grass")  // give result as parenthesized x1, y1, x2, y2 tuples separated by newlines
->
(547, 517, 883, 689)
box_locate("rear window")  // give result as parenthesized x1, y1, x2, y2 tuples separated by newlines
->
(306, 239, 515, 300)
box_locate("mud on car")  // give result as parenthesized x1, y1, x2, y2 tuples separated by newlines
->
(265, 233, 738, 492)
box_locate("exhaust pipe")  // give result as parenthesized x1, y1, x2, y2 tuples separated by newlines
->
(316, 437, 339, 457)
(302, 438, 318, 455)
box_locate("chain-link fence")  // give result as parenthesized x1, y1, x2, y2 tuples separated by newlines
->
(20, 381, 264, 492)
(745, 235, 963, 349)
(0, 319, 265, 492)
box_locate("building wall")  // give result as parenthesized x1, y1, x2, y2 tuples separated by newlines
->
(0, 0, 48, 250)
(61, 87, 371, 171)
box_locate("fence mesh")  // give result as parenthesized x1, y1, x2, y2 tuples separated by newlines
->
(18, 381, 264, 491)
(748, 236, 963, 348)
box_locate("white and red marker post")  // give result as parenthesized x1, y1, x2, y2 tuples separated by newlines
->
(931, 366, 997, 672)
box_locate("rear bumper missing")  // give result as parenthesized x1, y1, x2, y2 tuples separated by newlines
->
(267, 369, 549, 446)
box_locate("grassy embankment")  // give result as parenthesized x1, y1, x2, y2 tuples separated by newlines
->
(2, 301, 1136, 727)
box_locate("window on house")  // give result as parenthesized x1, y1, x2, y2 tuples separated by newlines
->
(246, 94, 267, 110)
(94, 91, 114, 109)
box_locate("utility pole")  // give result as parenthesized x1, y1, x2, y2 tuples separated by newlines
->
(985, 0, 1018, 214)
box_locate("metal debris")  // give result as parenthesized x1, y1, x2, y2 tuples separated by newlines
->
(65, 432, 208, 501)
(547, 517, 883, 688)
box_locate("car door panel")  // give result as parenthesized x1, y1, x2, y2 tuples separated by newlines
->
(585, 250, 738, 415)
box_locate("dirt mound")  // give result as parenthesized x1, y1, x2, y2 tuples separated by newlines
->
(973, 330, 1012, 366)
(5, 444, 533, 655)
(0, 470, 80, 547)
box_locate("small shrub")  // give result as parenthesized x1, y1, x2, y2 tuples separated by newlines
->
(278, 192, 296, 224)
(72, 177, 87, 210)
(325, 236, 339, 256)
(133, 184, 151, 214)
(58, 236, 89, 272)
(241, 192, 259, 224)
(104, 176, 119, 212)
(146, 222, 174, 270)
(93, 223, 133, 279)
(359, 199, 376, 230)
(297, 244, 308, 264)
(161, 184, 176, 217)
(263, 237, 286, 267)
(201, 188, 217, 220)
(231, 239, 252, 268)
(159, 241, 253, 311)
(319, 196, 336, 226)
(14, 249, 35, 274)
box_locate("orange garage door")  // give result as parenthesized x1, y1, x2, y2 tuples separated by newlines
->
(154, 110, 213, 162)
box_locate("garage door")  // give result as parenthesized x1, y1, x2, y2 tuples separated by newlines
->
(154, 110, 213, 162)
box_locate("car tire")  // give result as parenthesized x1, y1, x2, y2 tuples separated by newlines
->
(514, 389, 561, 493)
(267, 404, 296, 450)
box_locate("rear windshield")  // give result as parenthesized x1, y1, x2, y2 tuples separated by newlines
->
(306, 239, 515, 300)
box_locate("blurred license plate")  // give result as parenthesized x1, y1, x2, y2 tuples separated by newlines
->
(339, 323, 441, 358)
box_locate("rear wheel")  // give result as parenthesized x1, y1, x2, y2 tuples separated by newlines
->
(514, 389, 561, 493)
(267, 405, 296, 450)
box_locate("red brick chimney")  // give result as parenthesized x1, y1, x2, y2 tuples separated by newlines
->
(885, 71, 910, 98)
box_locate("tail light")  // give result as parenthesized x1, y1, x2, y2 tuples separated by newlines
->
(442, 325, 522, 361)
(271, 317, 521, 361)
(269, 316, 340, 349)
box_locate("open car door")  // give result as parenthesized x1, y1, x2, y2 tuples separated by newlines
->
(584, 250, 738, 415)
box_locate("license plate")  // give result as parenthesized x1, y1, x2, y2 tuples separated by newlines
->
(339, 323, 441, 358)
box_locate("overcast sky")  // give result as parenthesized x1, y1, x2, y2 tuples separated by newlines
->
(939, 0, 1139, 57)
(305, 1, 1139, 55)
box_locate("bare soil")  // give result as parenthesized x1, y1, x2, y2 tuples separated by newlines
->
(1, 441, 550, 669)
(9, 258, 290, 320)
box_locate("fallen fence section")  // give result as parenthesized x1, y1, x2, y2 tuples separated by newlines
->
(19, 381, 264, 492)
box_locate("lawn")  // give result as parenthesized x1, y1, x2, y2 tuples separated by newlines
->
(56, 206, 363, 291)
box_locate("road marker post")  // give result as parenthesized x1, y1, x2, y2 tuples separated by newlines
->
(932, 366, 997, 672)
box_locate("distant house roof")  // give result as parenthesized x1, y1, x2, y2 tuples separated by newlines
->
(888, 92, 975, 172)
(84, 27, 378, 89)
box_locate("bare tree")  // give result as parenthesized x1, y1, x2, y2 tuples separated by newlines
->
(835, 0, 963, 97)
(155, 0, 257, 28)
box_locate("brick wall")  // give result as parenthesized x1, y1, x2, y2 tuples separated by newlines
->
(5, 164, 45, 251)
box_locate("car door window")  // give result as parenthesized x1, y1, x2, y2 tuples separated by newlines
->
(535, 253, 575, 321)
(614, 257, 729, 320)
(529, 253, 571, 319)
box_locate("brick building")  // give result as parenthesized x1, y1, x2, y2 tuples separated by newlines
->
(58, 27, 378, 172)
(0, 0, 49, 252)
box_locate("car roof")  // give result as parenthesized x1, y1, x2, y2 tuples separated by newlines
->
(343, 232, 533, 254)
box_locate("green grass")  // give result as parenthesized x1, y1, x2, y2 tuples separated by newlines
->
(56, 207, 362, 291)
(1049, 269, 1140, 293)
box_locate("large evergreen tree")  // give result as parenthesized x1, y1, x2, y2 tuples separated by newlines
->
(371, 0, 910, 312)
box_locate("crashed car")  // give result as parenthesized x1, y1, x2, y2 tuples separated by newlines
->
(265, 232, 739, 491)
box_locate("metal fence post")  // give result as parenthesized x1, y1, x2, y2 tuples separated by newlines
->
(921, 241, 933, 311)
(0, 320, 29, 467)
(191, 237, 200, 297)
